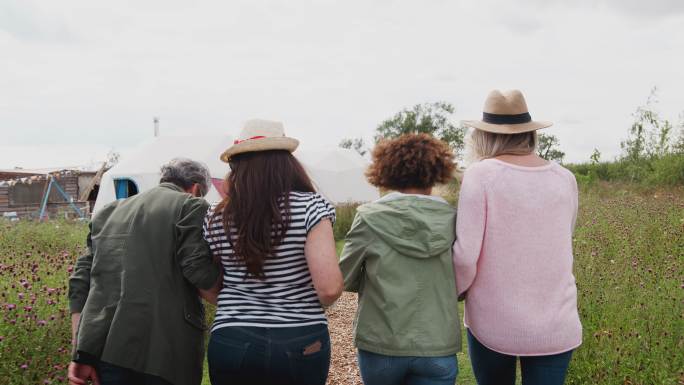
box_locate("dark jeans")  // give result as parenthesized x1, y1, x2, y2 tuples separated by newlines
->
(97, 361, 173, 385)
(467, 329, 573, 385)
(357, 349, 458, 385)
(208, 324, 330, 385)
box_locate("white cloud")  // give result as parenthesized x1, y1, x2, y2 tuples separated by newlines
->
(508, 0, 684, 19)
(0, 0, 683, 166)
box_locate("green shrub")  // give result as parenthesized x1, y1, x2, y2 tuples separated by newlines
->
(567, 153, 684, 187)
(334, 204, 359, 241)
(646, 153, 684, 185)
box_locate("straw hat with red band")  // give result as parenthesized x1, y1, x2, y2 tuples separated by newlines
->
(220, 119, 299, 162)
(461, 89, 552, 134)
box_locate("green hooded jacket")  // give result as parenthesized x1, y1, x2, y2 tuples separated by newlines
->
(339, 193, 461, 357)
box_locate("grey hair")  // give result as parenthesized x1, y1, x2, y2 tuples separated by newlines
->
(159, 158, 212, 197)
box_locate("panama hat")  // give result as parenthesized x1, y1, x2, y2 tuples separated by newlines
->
(220, 119, 299, 162)
(462, 89, 552, 134)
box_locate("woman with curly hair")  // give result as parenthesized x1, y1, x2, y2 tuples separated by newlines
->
(339, 133, 460, 385)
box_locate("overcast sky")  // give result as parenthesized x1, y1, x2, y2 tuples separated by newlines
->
(1, 0, 683, 168)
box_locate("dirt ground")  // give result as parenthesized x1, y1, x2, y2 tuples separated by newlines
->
(326, 292, 363, 385)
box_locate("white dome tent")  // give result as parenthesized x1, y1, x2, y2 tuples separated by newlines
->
(94, 136, 378, 213)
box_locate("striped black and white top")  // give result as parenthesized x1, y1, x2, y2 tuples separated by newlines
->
(203, 191, 336, 331)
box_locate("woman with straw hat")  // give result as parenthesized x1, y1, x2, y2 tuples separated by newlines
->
(453, 90, 582, 385)
(202, 119, 343, 385)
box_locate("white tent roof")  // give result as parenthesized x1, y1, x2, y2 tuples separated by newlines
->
(94, 136, 378, 213)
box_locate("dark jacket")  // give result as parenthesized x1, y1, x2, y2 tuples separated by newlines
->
(68, 183, 220, 385)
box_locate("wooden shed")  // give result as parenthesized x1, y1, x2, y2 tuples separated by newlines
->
(0, 169, 98, 220)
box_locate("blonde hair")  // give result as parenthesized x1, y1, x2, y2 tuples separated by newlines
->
(470, 129, 538, 160)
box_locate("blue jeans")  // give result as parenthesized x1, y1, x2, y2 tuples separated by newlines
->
(208, 324, 330, 385)
(97, 361, 172, 385)
(357, 349, 458, 385)
(467, 329, 573, 385)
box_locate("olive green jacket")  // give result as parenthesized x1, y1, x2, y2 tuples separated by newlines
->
(339, 194, 461, 357)
(68, 183, 221, 385)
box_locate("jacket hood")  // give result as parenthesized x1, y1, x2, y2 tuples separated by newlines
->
(357, 194, 456, 259)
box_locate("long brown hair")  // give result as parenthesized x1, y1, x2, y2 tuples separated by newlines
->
(216, 150, 315, 278)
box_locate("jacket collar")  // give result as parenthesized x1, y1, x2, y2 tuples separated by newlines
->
(159, 182, 185, 193)
(375, 191, 448, 205)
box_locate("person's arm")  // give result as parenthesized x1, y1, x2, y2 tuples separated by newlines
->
(68, 224, 93, 347)
(305, 218, 343, 306)
(68, 362, 100, 385)
(570, 173, 579, 234)
(338, 213, 369, 293)
(177, 198, 221, 291)
(196, 209, 222, 305)
(67, 225, 101, 385)
(452, 169, 487, 300)
(70, 314, 81, 349)
(198, 281, 221, 305)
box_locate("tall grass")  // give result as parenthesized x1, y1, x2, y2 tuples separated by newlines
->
(0, 220, 88, 384)
(568, 184, 684, 384)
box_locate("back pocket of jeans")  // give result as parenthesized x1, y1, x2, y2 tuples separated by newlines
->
(286, 333, 331, 383)
(208, 333, 251, 372)
(423, 355, 458, 378)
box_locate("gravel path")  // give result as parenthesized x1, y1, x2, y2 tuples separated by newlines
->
(326, 292, 362, 385)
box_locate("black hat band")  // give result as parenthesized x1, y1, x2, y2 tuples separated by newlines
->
(482, 112, 532, 125)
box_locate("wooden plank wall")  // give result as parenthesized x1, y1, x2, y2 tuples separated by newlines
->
(0, 185, 8, 210)
(60, 176, 79, 201)
(0, 202, 90, 219)
(0, 176, 88, 219)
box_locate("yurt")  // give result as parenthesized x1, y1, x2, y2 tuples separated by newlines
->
(94, 136, 377, 213)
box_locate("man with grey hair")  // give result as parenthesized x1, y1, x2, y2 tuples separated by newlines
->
(68, 158, 221, 385)
(159, 158, 212, 198)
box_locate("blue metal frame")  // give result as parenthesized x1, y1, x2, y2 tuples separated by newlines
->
(38, 176, 85, 220)
(38, 178, 54, 220)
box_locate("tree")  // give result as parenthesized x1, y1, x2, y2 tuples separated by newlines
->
(620, 87, 674, 161)
(674, 113, 684, 154)
(105, 150, 120, 168)
(537, 133, 565, 162)
(590, 148, 601, 164)
(649, 119, 673, 157)
(621, 87, 657, 161)
(375, 102, 466, 155)
(339, 137, 367, 156)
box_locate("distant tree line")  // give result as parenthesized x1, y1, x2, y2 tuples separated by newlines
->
(340, 88, 684, 186)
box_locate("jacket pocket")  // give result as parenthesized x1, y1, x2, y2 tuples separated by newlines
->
(183, 301, 206, 330)
(181, 275, 207, 330)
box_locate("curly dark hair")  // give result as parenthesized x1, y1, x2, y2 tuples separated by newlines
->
(366, 133, 456, 190)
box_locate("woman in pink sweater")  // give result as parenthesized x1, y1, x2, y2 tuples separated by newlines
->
(453, 90, 582, 385)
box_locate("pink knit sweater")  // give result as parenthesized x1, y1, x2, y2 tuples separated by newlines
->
(453, 158, 582, 356)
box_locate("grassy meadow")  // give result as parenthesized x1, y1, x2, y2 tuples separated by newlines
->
(0, 182, 682, 384)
